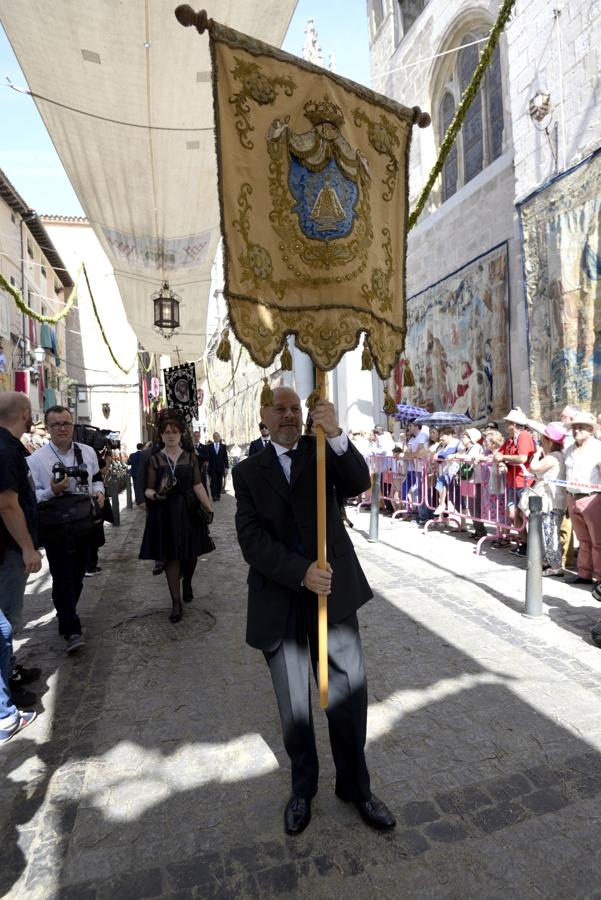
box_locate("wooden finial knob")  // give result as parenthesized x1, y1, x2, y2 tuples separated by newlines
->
(174, 6, 210, 34)
(412, 106, 431, 128)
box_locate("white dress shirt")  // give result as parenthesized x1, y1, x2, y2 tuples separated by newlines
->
(564, 437, 601, 494)
(272, 432, 349, 483)
(27, 441, 104, 502)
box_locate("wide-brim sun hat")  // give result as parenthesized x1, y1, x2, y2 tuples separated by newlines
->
(504, 407, 529, 426)
(571, 411, 597, 428)
(525, 417, 546, 434)
(542, 422, 567, 444)
(464, 427, 482, 443)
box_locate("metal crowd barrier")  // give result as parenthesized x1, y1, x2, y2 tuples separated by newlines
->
(355, 455, 528, 555)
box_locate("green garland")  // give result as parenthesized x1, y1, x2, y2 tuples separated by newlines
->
(408, 0, 517, 231)
(2, 264, 154, 375)
(81, 263, 152, 376)
(0, 269, 80, 323)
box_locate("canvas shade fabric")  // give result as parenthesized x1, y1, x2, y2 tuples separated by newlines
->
(209, 19, 416, 379)
(0, 1, 296, 359)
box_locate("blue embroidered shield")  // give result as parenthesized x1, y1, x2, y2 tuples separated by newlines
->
(288, 157, 358, 241)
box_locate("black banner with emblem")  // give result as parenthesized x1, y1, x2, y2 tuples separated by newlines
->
(163, 363, 198, 424)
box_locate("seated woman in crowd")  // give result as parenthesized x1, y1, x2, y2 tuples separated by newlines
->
(139, 411, 214, 623)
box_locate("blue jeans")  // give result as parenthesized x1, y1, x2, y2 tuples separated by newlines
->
(0, 611, 17, 725)
(0, 549, 27, 671)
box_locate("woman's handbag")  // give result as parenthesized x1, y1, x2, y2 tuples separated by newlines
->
(186, 490, 214, 525)
(37, 492, 96, 544)
(518, 482, 552, 515)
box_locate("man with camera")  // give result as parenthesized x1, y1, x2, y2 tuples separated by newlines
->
(27, 406, 105, 653)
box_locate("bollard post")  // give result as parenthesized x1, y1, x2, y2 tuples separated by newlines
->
(524, 494, 543, 618)
(368, 471, 380, 543)
(126, 473, 133, 509)
(110, 480, 121, 527)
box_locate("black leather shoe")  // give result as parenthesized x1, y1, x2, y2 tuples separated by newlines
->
(284, 794, 312, 835)
(567, 575, 594, 585)
(337, 792, 396, 830)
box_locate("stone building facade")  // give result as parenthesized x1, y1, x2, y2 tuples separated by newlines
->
(368, 0, 601, 418)
(0, 168, 73, 421)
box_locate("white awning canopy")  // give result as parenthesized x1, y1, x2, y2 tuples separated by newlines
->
(0, 1, 297, 360)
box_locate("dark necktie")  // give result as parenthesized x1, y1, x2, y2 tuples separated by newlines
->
(283, 450, 305, 555)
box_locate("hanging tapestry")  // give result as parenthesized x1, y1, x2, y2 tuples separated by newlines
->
(209, 18, 421, 378)
(519, 149, 601, 420)
(163, 362, 198, 424)
(404, 243, 510, 423)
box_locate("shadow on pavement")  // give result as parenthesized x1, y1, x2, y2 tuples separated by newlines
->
(1, 493, 601, 898)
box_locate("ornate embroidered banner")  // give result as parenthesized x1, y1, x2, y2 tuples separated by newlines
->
(404, 244, 510, 423)
(519, 150, 601, 420)
(210, 19, 418, 378)
(163, 362, 198, 424)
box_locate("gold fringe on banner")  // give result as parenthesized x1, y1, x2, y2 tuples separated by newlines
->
(383, 387, 397, 414)
(305, 388, 321, 411)
(280, 339, 293, 371)
(403, 361, 415, 388)
(216, 329, 232, 362)
(361, 337, 373, 371)
(260, 376, 274, 407)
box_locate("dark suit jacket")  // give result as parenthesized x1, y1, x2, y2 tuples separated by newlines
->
(195, 443, 210, 467)
(134, 445, 160, 504)
(248, 437, 270, 456)
(208, 442, 228, 475)
(233, 436, 372, 651)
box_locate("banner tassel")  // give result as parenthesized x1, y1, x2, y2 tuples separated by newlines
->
(361, 337, 373, 371)
(216, 329, 232, 362)
(260, 377, 274, 407)
(280, 339, 293, 371)
(403, 361, 415, 388)
(383, 387, 397, 414)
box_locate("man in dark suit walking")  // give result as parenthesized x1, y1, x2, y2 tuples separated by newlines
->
(193, 430, 210, 492)
(247, 422, 270, 456)
(208, 432, 228, 501)
(233, 386, 395, 836)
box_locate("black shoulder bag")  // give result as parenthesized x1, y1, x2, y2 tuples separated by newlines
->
(37, 445, 97, 544)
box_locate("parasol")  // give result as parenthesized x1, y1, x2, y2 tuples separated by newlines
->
(392, 403, 428, 424)
(414, 411, 473, 428)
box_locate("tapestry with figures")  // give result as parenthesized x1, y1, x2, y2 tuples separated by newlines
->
(209, 18, 418, 378)
(519, 149, 601, 420)
(404, 243, 510, 423)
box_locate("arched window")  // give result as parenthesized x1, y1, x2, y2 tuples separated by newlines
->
(398, 0, 429, 35)
(440, 93, 457, 200)
(437, 31, 504, 203)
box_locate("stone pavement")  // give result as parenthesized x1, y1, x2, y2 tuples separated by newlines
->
(2, 487, 601, 899)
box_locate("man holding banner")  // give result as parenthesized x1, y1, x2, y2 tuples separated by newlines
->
(176, 0, 429, 838)
(233, 387, 396, 835)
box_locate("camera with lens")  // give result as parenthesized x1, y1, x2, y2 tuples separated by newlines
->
(52, 461, 89, 485)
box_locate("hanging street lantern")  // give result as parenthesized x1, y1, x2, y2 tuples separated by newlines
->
(152, 281, 181, 338)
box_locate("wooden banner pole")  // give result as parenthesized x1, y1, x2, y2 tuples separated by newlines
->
(315, 369, 328, 708)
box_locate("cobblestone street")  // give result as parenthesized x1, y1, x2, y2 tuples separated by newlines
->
(3, 486, 601, 899)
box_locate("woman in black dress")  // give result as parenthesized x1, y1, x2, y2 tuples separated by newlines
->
(140, 414, 214, 622)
